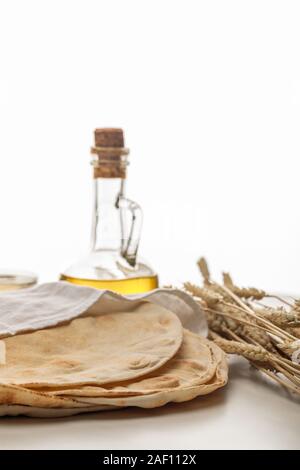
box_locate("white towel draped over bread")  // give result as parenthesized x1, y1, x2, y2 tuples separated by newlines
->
(0, 282, 207, 342)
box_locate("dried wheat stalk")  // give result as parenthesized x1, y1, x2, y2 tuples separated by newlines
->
(184, 258, 300, 397)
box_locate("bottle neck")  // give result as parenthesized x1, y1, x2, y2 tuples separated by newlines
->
(90, 152, 142, 267)
(90, 177, 126, 252)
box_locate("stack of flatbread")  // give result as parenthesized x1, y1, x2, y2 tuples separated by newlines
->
(0, 303, 227, 418)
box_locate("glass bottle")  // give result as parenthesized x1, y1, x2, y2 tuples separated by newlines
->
(61, 128, 158, 294)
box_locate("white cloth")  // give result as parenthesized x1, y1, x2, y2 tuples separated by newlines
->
(0, 281, 207, 339)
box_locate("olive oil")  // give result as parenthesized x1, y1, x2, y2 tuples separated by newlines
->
(60, 274, 158, 295)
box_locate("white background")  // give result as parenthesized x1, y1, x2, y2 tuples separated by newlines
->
(0, 0, 300, 293)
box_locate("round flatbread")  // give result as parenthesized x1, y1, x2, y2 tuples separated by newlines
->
(44, 331, 228, 408)
(0, 304, 183, 388)
(43, 330, 218, 397)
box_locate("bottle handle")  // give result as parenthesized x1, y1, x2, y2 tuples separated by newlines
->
(119, 196, 143, 267)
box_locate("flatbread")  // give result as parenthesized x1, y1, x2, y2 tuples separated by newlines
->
(0, 383, 89, 408)
(0, 304, 183, 388)
(0, 332, 228, 415)
(45, 331, 228, 408)
(42, 330, 218, 398)
(0, 404, 119, 418)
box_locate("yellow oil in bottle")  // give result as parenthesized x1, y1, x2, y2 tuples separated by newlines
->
(60, 274, 159, 295)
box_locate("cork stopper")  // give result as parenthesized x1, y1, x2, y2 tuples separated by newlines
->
(91, 128, 129, 179)
(94, 128, 124, 148)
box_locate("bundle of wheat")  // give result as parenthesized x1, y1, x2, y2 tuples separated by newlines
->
(184, 258, 300, 396)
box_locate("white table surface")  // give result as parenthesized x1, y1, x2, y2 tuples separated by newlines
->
(0, 356, 299, 450)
